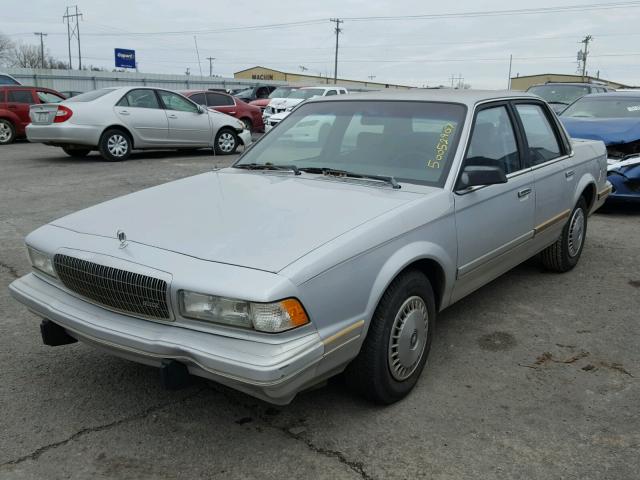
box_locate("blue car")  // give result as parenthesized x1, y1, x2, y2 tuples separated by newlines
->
(561, 92, 640, 204)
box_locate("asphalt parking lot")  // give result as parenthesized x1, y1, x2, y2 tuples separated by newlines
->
(1, 142, 639, 480)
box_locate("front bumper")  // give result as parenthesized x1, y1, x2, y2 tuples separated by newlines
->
(9, 273, 329, 404)
(238, 129, 252, 147)
(26, 123, 101, 147)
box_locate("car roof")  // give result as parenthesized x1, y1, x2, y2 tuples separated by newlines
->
(307, 89, 537, 106)
(578, 91, 640, 98)
(528, 83, 606, 88)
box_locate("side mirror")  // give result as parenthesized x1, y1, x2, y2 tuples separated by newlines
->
(457, 165, 507, 190)
(197, 105, 206, 114)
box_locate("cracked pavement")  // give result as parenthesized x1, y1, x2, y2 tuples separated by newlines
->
(1, 143, 639, 479)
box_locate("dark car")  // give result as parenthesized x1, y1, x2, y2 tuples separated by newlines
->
(561, 92, 640, 204)
(527, 82, 613, 114)
(0, 86, 65, 144)
(182, 90, 265, 132)
(233, 85, 278, 103)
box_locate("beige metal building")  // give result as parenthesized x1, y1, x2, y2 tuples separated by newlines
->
(510, 73, 634, 91)
(234, 66, 414, 90)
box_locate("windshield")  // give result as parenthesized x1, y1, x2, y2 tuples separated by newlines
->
(234, 88, 253, 99)
(562, 96, 640, 118)
(269, 87, 296, 98)
(235, 100, 466, 187)
(527, 85, 590, 105)
(289, 88, 325, 99)
(0, 74, 20, 85)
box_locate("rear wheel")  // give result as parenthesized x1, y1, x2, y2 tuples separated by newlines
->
(214, 128, 238, 155)
(62, 147, 91, 158)
(541, 197, 588, 272)
(99, 129, 131, 161)
(0, 119, 16, 145)
(345, 270, 436, 404)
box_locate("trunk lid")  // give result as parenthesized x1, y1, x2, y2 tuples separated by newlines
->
(29, 104, 60, 125)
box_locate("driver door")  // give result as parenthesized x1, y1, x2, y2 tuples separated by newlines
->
(156, 90, 211, 146)
(452, 102, 536, 302)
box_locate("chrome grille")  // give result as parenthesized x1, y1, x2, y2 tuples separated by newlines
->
(53, 254, 170, 320)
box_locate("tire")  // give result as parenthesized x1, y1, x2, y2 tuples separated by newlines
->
(345, 270, 436, 404)
(541, 197, 588, 273)
(240, 118, 253, 132)
(214, 128, 239, 155)
(0, 119, 16, 145)
(62, 147, 91, 158)
(98, 129, 131, 162)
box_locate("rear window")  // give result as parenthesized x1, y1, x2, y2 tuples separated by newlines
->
(66, 88, 116, 102)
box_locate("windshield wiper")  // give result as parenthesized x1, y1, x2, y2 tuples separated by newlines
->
(299, 167, 401, 189)
(235, 163, 301, 175)
(548, 101, 569, 105)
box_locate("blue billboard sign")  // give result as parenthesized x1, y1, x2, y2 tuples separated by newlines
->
(114, 48, 136, 69)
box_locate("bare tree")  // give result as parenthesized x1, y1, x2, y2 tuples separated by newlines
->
(12, 43, 42, 68)
(0, 33, 14, 66)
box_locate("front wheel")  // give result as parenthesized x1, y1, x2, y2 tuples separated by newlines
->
(99, 129, 131, 161)
(345, 270, 436, 404)
(214, 128, 238, 155)
(62, 147, 91, 158)
(541, 197, 588, 272)
(0, 119, 16, 145)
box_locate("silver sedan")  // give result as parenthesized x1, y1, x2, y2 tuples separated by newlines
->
(26, 86, 252, 161)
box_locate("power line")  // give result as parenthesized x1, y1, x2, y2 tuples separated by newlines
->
(33, 32, 47, 68)
(330, 18, 343, 84)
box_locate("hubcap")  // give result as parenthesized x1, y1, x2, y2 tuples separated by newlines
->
(567, 208, 585, 257)
(107, 134, 128, 157)
(218, 132, 236, 153)
(0, 122, 11, 142)
(388, 296, 429, 381)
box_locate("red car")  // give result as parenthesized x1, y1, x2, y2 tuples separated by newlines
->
(182, 90, 264, 133)
(0, 86, 65, 144)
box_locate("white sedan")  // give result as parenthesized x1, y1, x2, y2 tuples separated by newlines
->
(26, 87, 252, 161)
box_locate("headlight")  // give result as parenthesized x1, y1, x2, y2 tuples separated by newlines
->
(27, 246, 56, 277)
(179, 291, 309, 333)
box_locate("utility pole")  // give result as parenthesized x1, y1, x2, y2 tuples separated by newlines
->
(63, 6, 83, 70)
(206, 57, 215, 76)
(299, 65, 308, 73)
(580, 35, 592, 82)
(507, 54, 513, 89)
(368, 75, 376, 81)
(330, 18, 343, 85)
(34, 32, 47, 68)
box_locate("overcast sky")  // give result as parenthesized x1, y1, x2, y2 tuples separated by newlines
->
(2, 0, 640, 88)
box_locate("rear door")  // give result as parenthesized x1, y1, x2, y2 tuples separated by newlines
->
(156, 90, 211, 146)
(206, 92, 236, 117)
(114, 89, 169, 146)
(452, 102, 536, 301)
(512, 101, 574, 249)
(6, 89, 35, 130)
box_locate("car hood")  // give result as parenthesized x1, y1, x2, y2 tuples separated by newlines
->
(51, 170, 422, 273)
(560, 117, 640, 146)
(269, 98, 304, 109)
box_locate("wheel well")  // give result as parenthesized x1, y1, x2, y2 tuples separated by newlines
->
(580, 183, 596, 211)
(101, 125, 134, 148)
(399, 259, 446, 311)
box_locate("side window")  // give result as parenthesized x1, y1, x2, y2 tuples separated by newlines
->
(36, 91, 64, 103)
(157, 90, 198, 112)
(120, 89, 160, 109)
(7, 90, 34, 104)
(206, 93, 234, 106)
(465, 106, 520, 174)
(325, 90, 338, 96)
(189, 93, 206, 105)
(515, 104, 562, 165)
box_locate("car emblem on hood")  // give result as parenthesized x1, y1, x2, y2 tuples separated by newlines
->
(117, 229, 128, 248)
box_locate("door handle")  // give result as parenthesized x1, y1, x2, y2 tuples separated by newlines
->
(167, 114, 178, 119)
(119, 110, 130, 116)
(565, 170, 575, 179)
(228, 111, 236, 115)
(517, 188, 532, 198)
